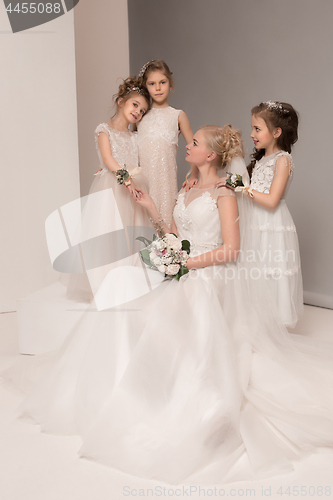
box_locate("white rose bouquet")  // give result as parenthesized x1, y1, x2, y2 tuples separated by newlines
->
(137, 233, 190, 281)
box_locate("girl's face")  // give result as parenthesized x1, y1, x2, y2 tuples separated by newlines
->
(145, 70, 170, 105)
(186, 130, 211, 166)
(250, 114, 280, 155)
(119, 94, 148, 124)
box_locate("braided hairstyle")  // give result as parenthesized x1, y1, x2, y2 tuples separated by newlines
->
(138, 60, 174, 89)
(200, 124, 244, 169)
(247, 101, 298, 178)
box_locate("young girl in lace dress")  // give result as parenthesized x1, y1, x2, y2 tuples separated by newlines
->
(242, 101, 303, 327)
(137, 60, 196, 227)
(67, 78, 151, 301)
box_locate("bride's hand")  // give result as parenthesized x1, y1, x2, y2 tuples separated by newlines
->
(134, 189, 155, 210)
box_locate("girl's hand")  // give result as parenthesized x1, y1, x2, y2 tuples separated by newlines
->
(125, 180, 142, 200)
(214, 177, 227, 189)
(125, 182, 136, 198)
(182, 176, 199, 192)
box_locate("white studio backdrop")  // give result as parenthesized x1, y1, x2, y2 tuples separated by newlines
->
(0, 0, 130, 314)
(0, 7, 80, 313)
(1, 0, 332, 314)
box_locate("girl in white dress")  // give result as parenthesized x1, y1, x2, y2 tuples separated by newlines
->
(137, 60, 195, 226)
(14, 124, 333, 484)
(66, 78, 152, 302)
(242, 101, 303, 328)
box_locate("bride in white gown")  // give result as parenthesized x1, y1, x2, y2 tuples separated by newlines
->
(12, 125, 333, 484)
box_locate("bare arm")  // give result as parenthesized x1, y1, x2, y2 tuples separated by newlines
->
(135, 190, 178, 237)
(178, 111, 199, 186)
(98, 132, 122, 173)
(186, 194, 240, 269)
(249, 155, 291, 210)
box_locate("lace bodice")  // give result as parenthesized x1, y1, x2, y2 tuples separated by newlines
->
(94, 123, 138, 171)
(173, 186, 235, 256)
(250, 151, 294, 197)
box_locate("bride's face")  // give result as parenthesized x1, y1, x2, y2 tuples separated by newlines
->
(186, 130, 211, 166)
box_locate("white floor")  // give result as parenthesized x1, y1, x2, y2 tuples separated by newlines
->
(1, 306, 333, 500)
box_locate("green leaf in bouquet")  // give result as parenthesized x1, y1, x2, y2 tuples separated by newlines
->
(139, 248, 151, 266)
(181, 239, 190, 253)
(175, 265, 189, 281)
(136, 236, 152, 247)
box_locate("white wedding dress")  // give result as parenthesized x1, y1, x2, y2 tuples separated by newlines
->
(9, 186, 333, 484)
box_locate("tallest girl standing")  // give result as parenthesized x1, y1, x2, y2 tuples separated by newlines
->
(137, 60, 196, 227)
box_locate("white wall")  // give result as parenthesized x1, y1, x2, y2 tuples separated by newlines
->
(0, 8, 80, 311)
(128, 0, 333, 309)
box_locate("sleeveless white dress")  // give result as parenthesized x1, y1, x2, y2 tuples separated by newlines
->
(243, 151, 304, 328)
(14, 185, 333, 484)
(137, 107, 181, 227)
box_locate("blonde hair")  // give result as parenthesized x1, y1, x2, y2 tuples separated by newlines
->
(199, 124, 244, 169)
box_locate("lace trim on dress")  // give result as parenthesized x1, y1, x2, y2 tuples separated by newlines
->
(251, 223, 296, 232)
(250, 152, 294, 194)
(263, 266, 301, 277)
(201, 191, 218, 210)
(175, 193, 192, 231)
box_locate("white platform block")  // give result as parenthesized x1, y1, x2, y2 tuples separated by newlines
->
(17, 282, 89, 355)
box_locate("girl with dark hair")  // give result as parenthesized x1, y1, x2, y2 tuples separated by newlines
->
(243, 100, 303, 328)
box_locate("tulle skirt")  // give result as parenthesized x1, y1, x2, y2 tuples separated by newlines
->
(10, 258, 333, 484)
(238, 197, 303, 328)
(65, 168, 152, 303)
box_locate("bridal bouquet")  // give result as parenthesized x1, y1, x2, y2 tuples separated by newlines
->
(137, 233, 190, 281)
(225, 172, 254, 198)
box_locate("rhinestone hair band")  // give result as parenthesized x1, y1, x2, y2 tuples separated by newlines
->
(264, 100, 283, 111)
(126, 86, 146, 96)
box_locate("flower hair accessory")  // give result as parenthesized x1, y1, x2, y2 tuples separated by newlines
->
(138, 60, 153, 79)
